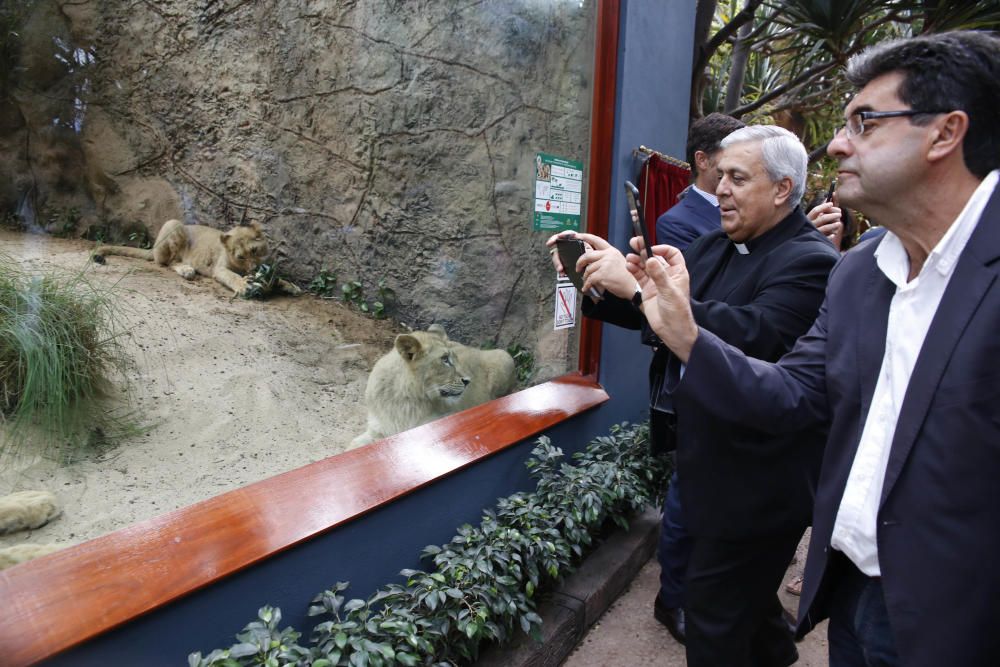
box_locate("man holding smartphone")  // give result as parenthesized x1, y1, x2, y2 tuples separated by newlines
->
(630, 31, 1000, 667)
(548, 113, 750, 645)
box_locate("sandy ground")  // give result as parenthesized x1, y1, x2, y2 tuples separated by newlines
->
(0, 229, 402, 554)
(564, 530, 829, 666)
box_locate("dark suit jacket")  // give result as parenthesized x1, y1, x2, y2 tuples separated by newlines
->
(588, 209, 838, 539)
(675, 185, 1000, 665)
(656, 188, 719, 247)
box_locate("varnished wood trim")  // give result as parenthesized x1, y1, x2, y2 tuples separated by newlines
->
(579, 0, 620, 376)
(0, 374, 609, 666)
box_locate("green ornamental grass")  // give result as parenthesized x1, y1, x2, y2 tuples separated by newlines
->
(0, 253, 136, 461)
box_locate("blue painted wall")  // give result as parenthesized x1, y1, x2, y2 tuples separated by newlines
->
(45, 2, 696, 664)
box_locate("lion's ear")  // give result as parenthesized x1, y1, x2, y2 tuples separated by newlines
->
(220, 231, 232, 249)
(395, 334, 424, 362)
(427, 324, 448, 340)
(249, 221, 263, 233)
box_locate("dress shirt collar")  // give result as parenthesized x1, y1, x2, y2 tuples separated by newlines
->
(691, 184, 719, 208)
(874, 169, 999, 289)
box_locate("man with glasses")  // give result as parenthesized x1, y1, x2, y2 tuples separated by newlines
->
(625, 30, 1000, 667)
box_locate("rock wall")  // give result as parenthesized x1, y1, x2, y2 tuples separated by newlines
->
(0, 0, 596, 372)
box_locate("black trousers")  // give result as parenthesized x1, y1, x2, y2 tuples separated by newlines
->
(684, 530, 802, 667)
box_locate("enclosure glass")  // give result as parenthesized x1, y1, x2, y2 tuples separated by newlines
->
(0, 0, 596, 560)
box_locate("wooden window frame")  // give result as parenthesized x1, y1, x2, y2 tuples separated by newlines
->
(0, 2, 620, 664)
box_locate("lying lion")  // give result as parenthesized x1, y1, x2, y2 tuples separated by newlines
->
(94, 219, 301, 297)
(0, 490, 62, 570)
(353, 325, 516, 445)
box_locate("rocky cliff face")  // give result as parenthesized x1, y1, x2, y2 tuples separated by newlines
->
(1, 0, 594, 374)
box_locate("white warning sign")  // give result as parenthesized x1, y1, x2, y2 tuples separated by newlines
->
(554, 276, 577, 330)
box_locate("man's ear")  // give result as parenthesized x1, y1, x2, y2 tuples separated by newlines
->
(927, 110, 969, 164)
(773, 177, 794, 208)
(395, 334, 424, 362)
(694, 150, 712, 174)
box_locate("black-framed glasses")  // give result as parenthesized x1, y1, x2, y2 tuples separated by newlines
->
(842, 109, 948, 139)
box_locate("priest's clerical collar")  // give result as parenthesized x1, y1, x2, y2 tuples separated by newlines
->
(731, 206, 801, 256)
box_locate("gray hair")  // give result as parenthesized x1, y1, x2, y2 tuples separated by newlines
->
(719, 125, 808, 207)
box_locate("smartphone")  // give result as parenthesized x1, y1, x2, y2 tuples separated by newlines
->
(624, 180, 653, 260)
(555, 238, 602, 300)
(825, 179, 837, 203)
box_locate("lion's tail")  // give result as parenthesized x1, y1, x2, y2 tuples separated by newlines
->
(92, 245, 154, 262)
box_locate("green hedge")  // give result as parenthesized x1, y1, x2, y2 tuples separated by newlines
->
(190, 422, 669, 667)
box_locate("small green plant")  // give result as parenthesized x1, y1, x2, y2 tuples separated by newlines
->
(0, 253, 138, 460)
(46, 206, 81, 238)
(308, 269, 339, 298)
(371, 279, 395, 319)
(242, 261, 280, 300)
(189, 422, 670, 666)
(127, 228, 152, 249)
(506, 343, 535, 385)
(341, 280, 364, 309)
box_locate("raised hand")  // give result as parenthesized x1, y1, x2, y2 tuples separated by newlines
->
(625, 239, 699, 362)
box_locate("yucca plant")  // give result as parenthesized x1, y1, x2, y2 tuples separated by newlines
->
(0, 253, 137, 461)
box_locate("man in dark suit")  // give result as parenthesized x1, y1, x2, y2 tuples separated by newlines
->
(630, 31, 1000, 667)
(559, 124, 838, 666)
(548, 113, 745, 644)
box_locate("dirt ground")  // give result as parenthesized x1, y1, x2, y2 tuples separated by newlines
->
(0, 229, 402, 555)
(564, 531, 829, 666)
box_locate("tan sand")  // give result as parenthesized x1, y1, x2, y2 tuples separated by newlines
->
(0, 229, 401, 554)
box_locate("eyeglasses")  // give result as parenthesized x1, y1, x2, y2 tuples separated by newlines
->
(841, 109, 947, 139)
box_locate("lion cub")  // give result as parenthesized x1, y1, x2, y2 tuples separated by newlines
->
(95, 219, 300, 297)
(353, 325, 516, 445)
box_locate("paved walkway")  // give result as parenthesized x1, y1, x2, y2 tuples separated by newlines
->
(563, 532, 830, 666)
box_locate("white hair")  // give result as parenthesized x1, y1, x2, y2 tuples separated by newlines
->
(719, 125, 808, 206)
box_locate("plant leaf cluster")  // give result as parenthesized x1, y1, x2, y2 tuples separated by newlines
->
(308, 271, 395, 319)
(0, 253, 138, 460)
(189, 421, 670, 666)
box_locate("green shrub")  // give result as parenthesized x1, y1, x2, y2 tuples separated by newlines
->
(0, 253, 138, 460)
(189, 421, 669, 666)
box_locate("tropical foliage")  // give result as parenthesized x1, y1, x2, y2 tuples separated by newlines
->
(695, 0, 1000, 159)
(189, 423, 670, 667)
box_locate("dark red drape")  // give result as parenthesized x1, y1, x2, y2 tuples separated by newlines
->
(637, 154, 690, 241)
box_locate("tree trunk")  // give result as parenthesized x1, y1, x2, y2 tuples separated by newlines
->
(690, 0, 718, 120)
(723, 19, 753, 115)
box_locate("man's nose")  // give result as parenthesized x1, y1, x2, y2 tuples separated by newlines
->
(828, 127, 852, 159)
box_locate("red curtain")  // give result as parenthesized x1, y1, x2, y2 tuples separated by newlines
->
(638, 154, 690, 241)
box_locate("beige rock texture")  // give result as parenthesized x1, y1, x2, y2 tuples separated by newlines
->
(0, 0, 593, 365)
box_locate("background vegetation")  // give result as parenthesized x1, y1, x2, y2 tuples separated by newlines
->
(693, 0, 1000, 210)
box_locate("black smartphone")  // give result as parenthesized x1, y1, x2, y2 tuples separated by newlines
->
(825, 179, 837, 203)
(555, 238, 587, 291)
(555, 237, 602, 299)
(625, 180, 653, 260)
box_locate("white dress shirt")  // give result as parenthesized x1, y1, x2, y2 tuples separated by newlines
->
(691, 184, 719, 208)
(831, 170, 999, 576)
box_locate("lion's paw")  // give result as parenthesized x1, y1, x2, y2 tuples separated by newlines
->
(0, 490, 61, 535)
(0, 543, 62, 570)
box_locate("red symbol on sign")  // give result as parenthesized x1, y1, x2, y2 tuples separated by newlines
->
(545, 201, 551, 211)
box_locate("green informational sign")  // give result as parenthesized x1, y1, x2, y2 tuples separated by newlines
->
(532, 152, 584, 232)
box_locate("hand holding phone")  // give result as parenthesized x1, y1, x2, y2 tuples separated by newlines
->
(555, 237, 602, 299)
(625, 180, 653, 261)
